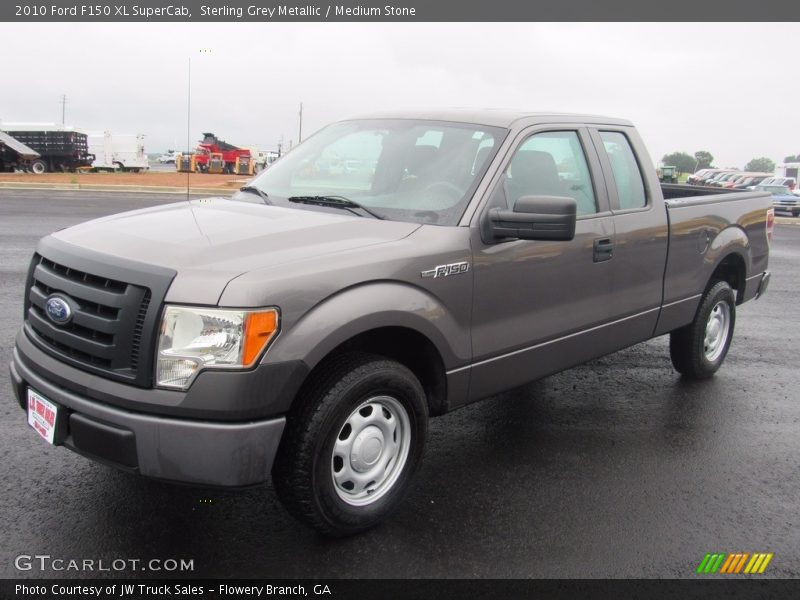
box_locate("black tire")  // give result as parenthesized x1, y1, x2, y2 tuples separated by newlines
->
(670, 280, 736, 379)
(273, 352, 428, 537)
(30, 160, 47, 174)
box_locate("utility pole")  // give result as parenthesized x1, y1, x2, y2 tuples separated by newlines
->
(61, 95, 66, 125)
(298, 102, 303, 144)
(186, 56, 191, 201)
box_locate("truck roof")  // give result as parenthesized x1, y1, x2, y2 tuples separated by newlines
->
(342, 108, 633, 129)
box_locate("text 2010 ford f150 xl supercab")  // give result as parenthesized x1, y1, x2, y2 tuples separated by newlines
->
(10, 110, 772, 535)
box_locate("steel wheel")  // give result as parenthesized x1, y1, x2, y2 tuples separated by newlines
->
(273, 352, 428, 536)
(670, 279, 736, 379)
(703, 301, 731, 362)
(331, 395, 411, 506)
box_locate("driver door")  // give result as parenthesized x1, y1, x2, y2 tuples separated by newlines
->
(466, 126, 617, 402)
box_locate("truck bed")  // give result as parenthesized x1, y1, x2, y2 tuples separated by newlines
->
(656, 184, 772, 335)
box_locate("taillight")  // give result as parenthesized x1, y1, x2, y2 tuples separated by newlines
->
(766, 208, 774, 246)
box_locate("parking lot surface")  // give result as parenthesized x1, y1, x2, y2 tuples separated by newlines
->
(1, 190, 798, 578)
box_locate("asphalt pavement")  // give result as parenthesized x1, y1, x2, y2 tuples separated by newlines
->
(0, 189, 798, 579)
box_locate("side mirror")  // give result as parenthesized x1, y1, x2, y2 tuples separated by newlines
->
(488, 195, 577, 241)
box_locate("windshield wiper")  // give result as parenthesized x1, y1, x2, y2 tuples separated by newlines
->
(288, 195, 384, 220)
(238, 185, 271, 204)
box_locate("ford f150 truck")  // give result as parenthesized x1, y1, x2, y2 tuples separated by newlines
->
(9, 110, 772, 536)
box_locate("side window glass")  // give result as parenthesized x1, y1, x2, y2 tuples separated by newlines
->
(505, 131, 597, 216)
(599, 131, 647, 210)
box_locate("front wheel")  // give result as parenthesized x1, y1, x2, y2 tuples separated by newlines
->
(273, 353, 428, 536)
(670, 280, 736, 379)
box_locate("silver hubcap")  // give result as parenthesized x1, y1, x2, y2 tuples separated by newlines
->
(331, 396, 411, 506)
(704, 300, 731, 362)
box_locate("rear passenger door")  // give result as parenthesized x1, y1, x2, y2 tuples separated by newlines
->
(588, 127, 669, 346)
(467, 126, 616, 402)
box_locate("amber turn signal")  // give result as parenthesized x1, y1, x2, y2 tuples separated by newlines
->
(243, 310, 279, 365)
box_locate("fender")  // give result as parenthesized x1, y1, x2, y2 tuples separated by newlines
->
(265, 281, 471, 373)
(655, 225, 751, 336)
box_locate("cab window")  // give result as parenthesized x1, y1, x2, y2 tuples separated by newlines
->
(599, 131, 647, 210)
(505, 131, 597, 216)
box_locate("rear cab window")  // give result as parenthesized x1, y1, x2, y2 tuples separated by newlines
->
(597, 131, 648, 211)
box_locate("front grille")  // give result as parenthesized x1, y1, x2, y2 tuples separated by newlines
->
(25, 253, 155, 385)
(129, 290, 151, 370)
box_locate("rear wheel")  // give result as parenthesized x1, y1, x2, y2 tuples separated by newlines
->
(670, 280, 736, 379)
(30, 160, 47, 174)
(273, 352, 428, 536)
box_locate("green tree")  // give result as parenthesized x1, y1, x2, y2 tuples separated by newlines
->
(662, 152, 696, 174)
(744, 157, 776, 173)
(694, 151, 714, 170)
(783, 154, 800, 163)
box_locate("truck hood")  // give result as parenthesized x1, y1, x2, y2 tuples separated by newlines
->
(52, 197, 420, 304)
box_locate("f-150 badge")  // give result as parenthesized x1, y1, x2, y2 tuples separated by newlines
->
(421, 261, 470, 278)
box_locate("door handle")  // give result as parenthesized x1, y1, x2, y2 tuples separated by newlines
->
(593, 237, 614, 262)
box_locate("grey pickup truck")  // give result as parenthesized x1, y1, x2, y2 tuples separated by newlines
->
(10, 110, 772, 536)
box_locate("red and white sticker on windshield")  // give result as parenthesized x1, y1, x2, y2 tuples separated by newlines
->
(27, 389, 59, 445)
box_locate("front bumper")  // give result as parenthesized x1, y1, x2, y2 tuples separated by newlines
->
(10, 345, 287, 487)
(774, 200, 800, 213)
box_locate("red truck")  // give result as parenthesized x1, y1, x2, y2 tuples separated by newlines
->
(193, 133, 251, 174)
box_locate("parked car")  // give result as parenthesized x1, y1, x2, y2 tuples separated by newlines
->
(687, 168, 728, 186)
(710, 172, 746, 187)
(701, 170, 737, 186)
(769, 177, 796, 192)
(718, 173, 769, 190)
(10, 110, 772, 536)
(158, 150, 179, 164)
(755, 184, 800, 216)
(731, 174, 770, 190)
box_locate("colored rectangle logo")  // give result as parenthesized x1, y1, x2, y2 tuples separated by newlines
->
(697, 552, 773, 575)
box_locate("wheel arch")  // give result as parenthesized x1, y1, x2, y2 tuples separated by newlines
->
(304, 326, 448, 416)
(709, 250, 747, 304)
(268, 282, 468, 417)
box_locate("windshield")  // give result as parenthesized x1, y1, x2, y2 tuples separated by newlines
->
(757, 185, 792, 195)
(236, 119, 507, 225)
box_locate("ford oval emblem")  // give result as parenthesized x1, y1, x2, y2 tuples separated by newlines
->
(45, 295, 73, 325)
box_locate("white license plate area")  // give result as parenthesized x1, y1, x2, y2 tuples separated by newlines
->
(27, 388, 60, 445)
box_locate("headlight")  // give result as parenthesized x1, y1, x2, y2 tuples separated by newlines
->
(156, 305, 279, 390)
